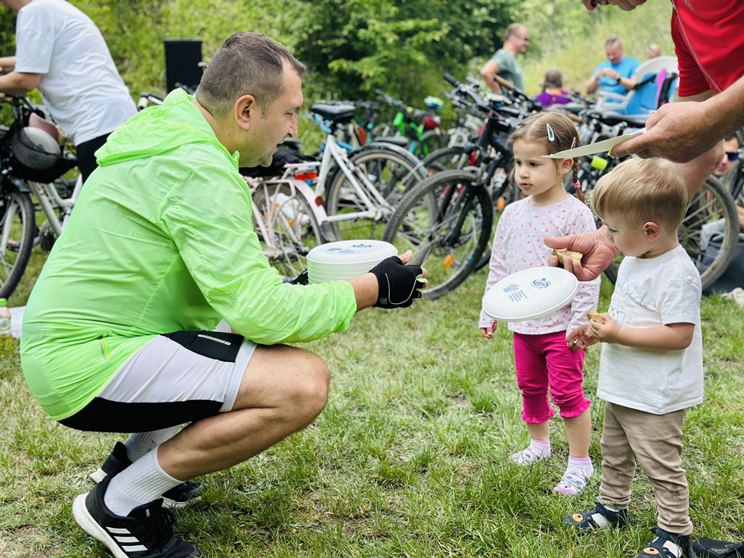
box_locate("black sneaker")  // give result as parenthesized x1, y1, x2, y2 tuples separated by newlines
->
(90, 442, 202, 509)
(693, 538, 744, 558)
(72, 475, 201, 558)
(638, 528, 691, 557)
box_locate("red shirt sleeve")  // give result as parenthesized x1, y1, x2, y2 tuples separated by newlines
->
(671, 11, 711, 98)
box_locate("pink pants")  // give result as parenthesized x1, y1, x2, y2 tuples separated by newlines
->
(513, 331, 591, 424)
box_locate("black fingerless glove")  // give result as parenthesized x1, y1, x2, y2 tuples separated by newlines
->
(291, 270, 309, 285)
(369, 256, 425, 308)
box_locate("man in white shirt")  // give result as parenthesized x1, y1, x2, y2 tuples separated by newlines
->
(0, 0, 136, 182)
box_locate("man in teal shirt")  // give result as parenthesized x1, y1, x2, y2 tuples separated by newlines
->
(21, 32, 425, 558)
(586, 37, 640, 101)
(480, 23, 529, 94)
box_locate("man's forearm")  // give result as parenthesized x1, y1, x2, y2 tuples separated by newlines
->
(348, 273, 378, 311)
(586, 76, 599, 95)
(0, 72, 38, 94)
(705, 75, 744, 139)
(0, 56, 16, 72)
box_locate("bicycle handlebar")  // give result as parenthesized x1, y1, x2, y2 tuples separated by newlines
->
(443, 73, 459, 87)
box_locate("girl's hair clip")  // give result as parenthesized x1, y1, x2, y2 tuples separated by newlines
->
(570, 137, 577, 150)
(546, 123, 555, 142)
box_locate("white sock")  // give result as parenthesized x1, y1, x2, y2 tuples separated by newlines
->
(123, 426, 182, 462)
(530, 438, 551, 458)
(566, 455, 594, 477)
(103, 446, 184, 517)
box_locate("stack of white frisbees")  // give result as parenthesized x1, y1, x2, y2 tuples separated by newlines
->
(482, 266, 579, 322)
(307, 240, 397, 284)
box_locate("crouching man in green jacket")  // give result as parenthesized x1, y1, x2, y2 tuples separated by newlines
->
(21, 32, 425, 558)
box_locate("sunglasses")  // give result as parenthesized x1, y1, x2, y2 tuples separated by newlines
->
(726, 151, 740, 162)
(515, 35, 530, 43)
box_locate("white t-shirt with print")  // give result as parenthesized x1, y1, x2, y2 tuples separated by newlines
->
(597, 245, 703, 415)
(14, 0, 136, 144)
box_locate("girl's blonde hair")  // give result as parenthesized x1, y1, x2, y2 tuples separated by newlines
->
(592, 158, 688, 232)
(511, 110, 582, 199)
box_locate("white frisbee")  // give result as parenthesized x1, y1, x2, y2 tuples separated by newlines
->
(307, 240, 396, 284)
(482, 266, 579, 322)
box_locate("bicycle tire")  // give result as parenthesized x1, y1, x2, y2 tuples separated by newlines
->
(383, 169, 493, 300)
(251, 181, 323, 279)
(0, 189, 35, 300)
(422, 146, 471, 175)
(602, 176, 739, 290)
(325, 146, 427, 241)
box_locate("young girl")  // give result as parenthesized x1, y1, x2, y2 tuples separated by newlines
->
(534, 68, 572, 108)
(479, 110, 601, 495)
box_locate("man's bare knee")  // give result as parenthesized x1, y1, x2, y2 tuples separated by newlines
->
(287, 354, 329, 423)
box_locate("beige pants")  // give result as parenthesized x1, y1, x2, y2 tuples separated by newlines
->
(598, 402, 692, 535)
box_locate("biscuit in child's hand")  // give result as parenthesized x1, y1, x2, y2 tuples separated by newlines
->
(587, 310, 603, 323)
(552, 249, 583, 266)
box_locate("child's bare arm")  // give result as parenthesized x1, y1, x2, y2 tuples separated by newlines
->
(588, 315, 695, 351)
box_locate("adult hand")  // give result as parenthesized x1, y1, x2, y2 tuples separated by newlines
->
(611, 101, 720, 162)
(566, 324, 597, 351)
(480, 323, 497, 339)
(544, 228, 620, 282)
(369, 251, 427, 309)
(587, 313, 621, 343)
(582, 0, 646, 11)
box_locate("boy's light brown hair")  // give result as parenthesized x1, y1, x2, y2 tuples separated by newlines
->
(592, 158, 687, 232)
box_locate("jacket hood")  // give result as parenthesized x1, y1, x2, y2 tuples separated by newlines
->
(95, 89, 236, 167)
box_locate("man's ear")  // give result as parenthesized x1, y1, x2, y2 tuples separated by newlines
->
(643, 221, 662, 241)
(234, 94, 257, 132)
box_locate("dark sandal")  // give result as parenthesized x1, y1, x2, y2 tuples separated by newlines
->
(692, 538, 744, 558)
(638, 529, 691, 558)
(564, 501, 629, 532)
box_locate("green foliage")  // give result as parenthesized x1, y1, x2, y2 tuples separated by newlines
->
(286, 0, 519, 102)
(520, 0, 676, 95)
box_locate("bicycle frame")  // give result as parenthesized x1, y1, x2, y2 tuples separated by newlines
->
(246, 166, 326, 259)
(28, 174, 83, 236)
(315, 135, 394, 223)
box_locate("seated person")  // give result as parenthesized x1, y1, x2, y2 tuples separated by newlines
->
(646, 43, 661, 59)
(534, 68, 572, 107)
(586, 38, 640, 102)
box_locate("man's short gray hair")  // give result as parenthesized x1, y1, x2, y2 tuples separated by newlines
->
(196, 32, 306, 117)
(504, 23, 526, 42)
(605, 37, 623, 49)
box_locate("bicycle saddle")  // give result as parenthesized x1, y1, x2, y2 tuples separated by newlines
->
(560, 103, 585, 115)
(311, 104, 356, 123)
(373, 136, 409, 148)
(593, 111, 650, 128)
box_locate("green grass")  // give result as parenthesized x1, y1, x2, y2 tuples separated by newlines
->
(2, 260, 744, 557)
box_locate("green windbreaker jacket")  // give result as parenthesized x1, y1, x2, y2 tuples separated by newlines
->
(21, 89, 357, 421)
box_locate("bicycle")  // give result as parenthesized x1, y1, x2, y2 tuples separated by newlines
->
(382, 75, 523, 299)
(1, 95, 79, 299)
(373, 90, 446, 158)
(244, 163, 324, 279)
(305, 103, 433, 242)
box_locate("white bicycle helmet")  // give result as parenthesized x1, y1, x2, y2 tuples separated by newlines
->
(11, 126, 61, 170)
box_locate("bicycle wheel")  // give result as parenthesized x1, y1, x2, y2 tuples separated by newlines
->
(0, 189, 35, 299)
(251, 181, 323, 280)
(325, 146, 427, 241)
(420, 129, 448, 158)
(602, 176, 739, 290)
(383, 170, 493, 300)
(422, 146, 471, 175)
